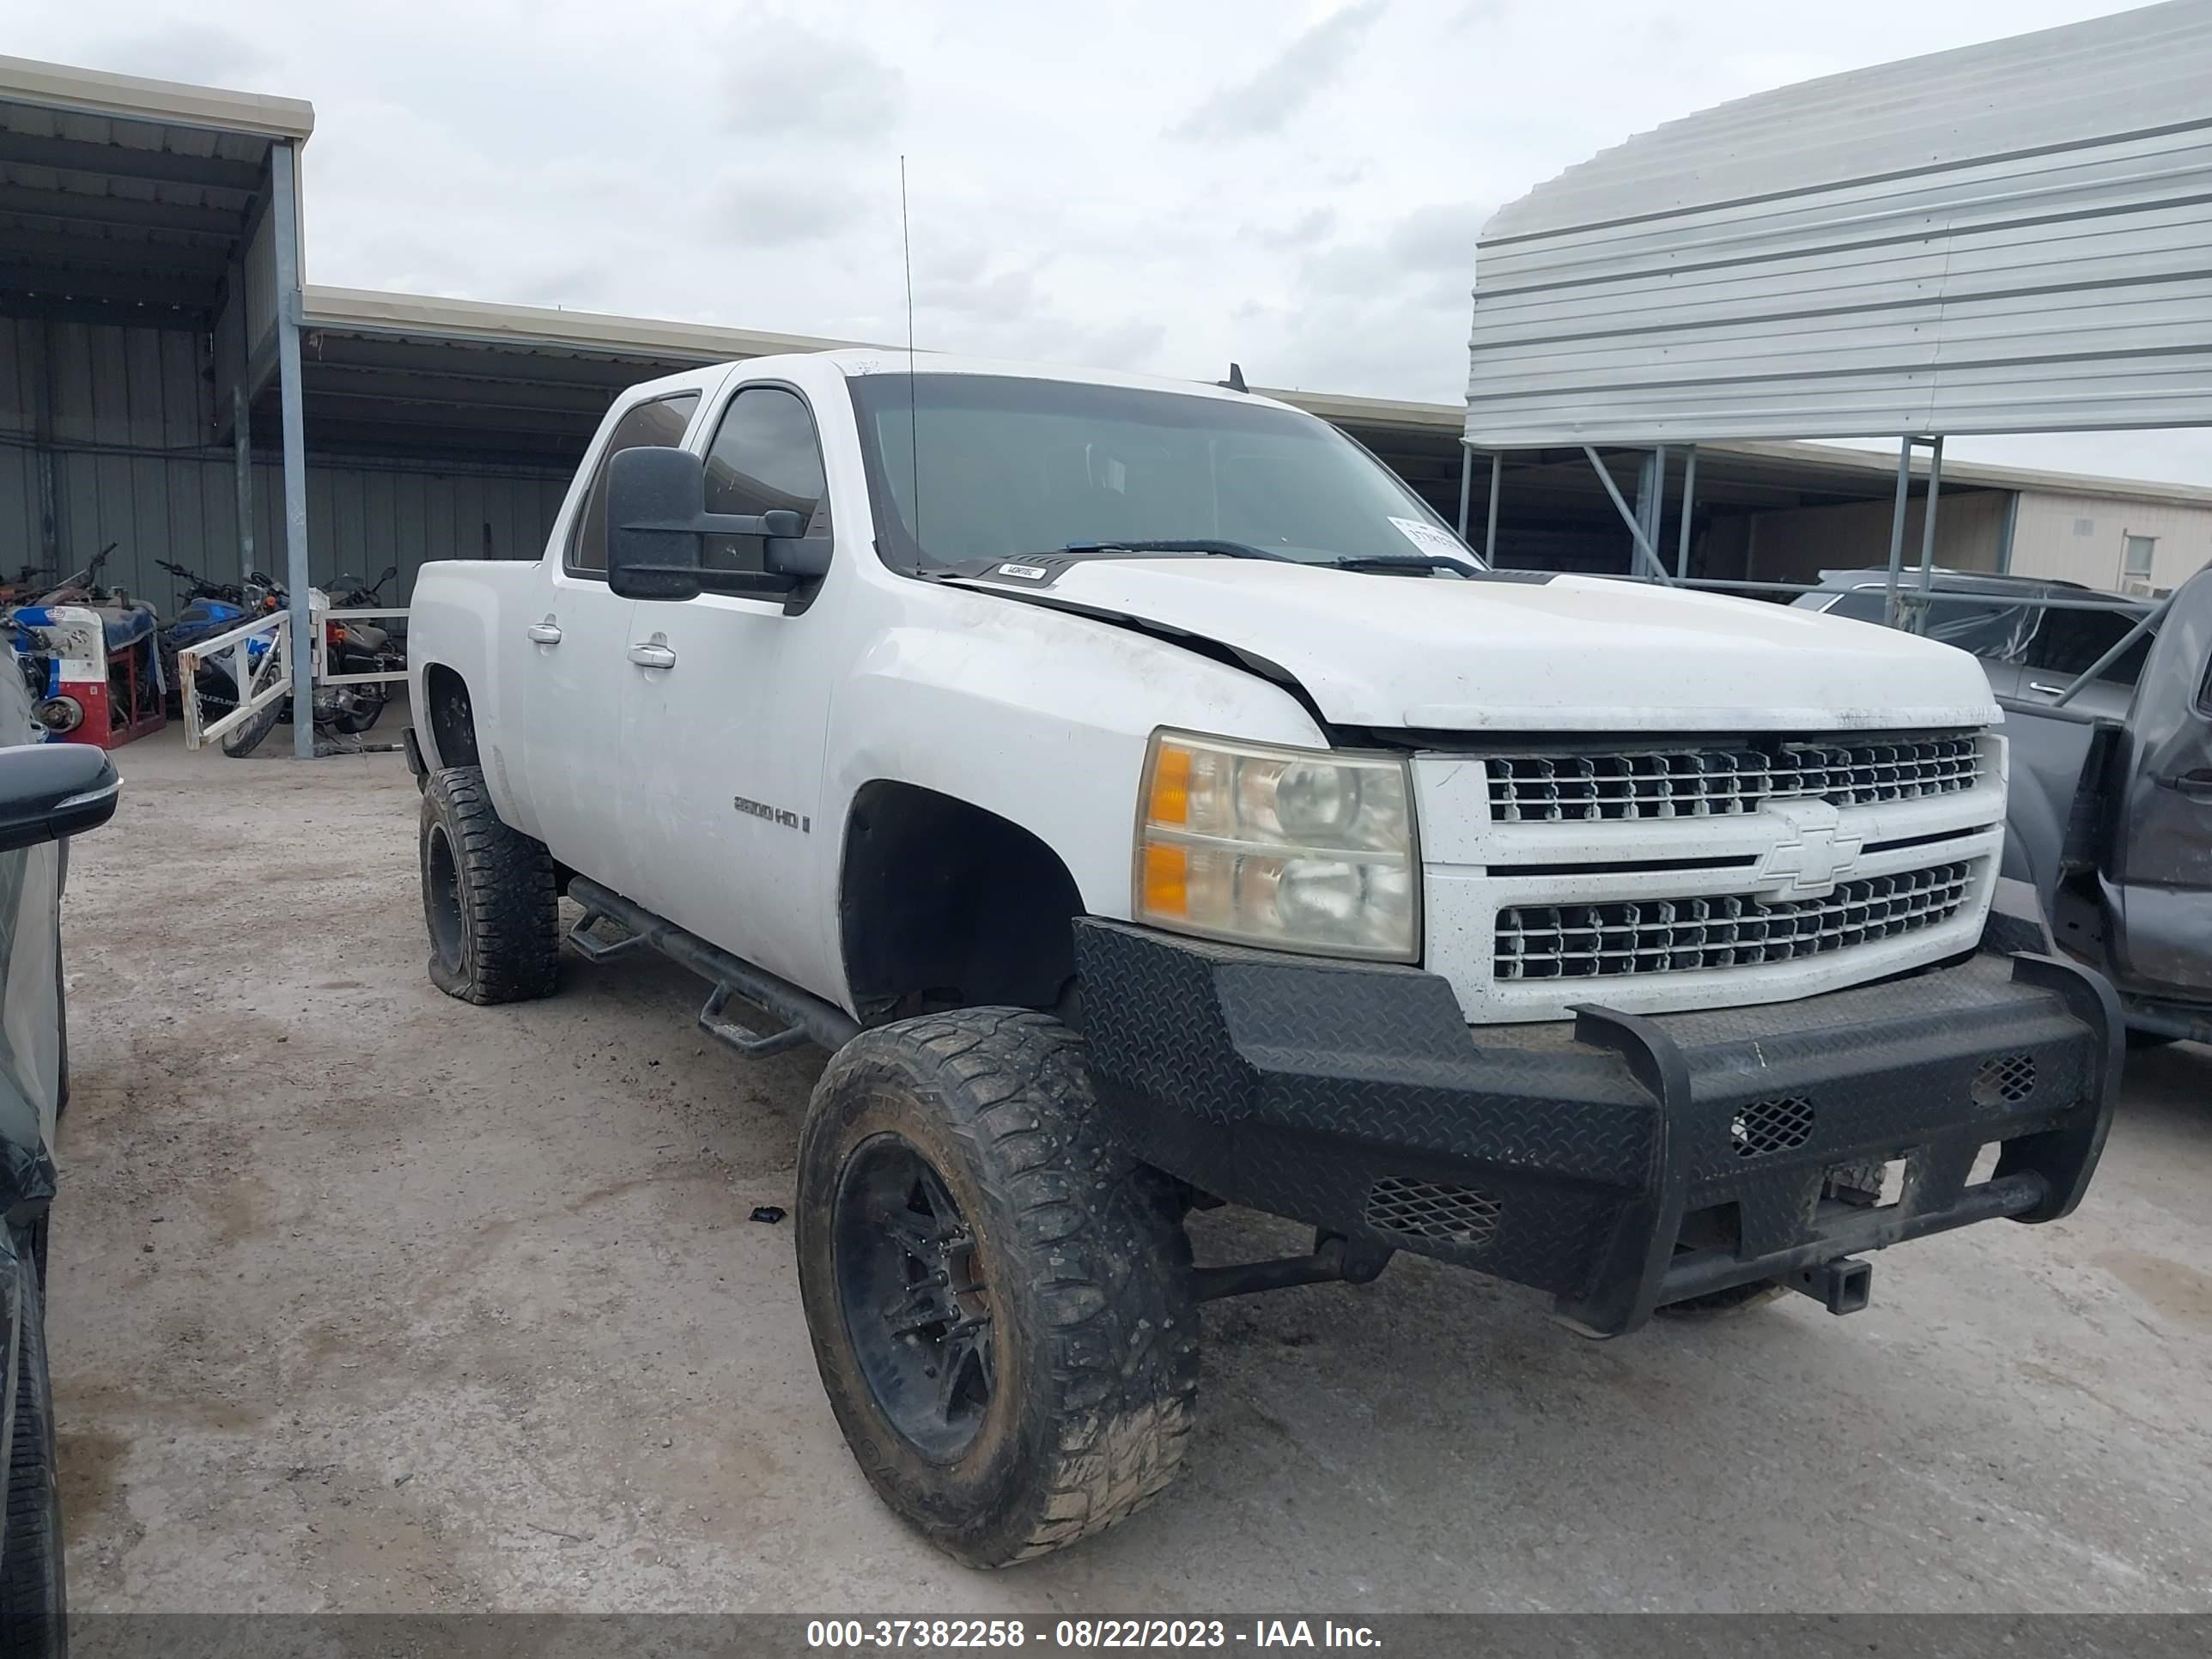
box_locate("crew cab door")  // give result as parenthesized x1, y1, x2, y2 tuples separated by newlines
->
(519, 389, 700, 898)
(2106, 568, 2212, 994)
(617, 378, 841, 994)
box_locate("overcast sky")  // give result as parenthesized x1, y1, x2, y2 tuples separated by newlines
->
(17, 0, 2209, 483)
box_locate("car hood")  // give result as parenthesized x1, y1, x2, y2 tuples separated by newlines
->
(978, 559, 2002, 732)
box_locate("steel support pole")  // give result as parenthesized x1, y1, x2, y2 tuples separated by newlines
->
(1883, 436, 1913, 629)
(31, 317, 59, 573)
(270, 141, 315, 758)
(1675, 443, 1698, 579)
(233, 384, 253, 580)
(1483, 452, 1501, 563)
(1647, 445, 1666, 555)
(1456, 446, 1474, 538)
(1582, 445, 1671, 583)
(1915, 434, 1946, 607)
(1632, 448, 1662, 565)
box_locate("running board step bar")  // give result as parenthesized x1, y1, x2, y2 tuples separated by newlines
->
(562, 876, 861, 1058)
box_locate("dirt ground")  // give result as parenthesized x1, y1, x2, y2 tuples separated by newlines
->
(47, 716, 2212, 1613)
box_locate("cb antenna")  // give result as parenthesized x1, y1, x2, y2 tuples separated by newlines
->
(900, 155, 921, 560)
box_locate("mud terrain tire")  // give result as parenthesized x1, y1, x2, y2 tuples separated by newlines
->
(419, 765, 558, 1005)
(797, 1008, 1197, 1567)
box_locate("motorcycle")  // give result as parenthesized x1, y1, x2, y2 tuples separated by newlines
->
(155, 560, 249, 719)
(195, 570, 402, 757)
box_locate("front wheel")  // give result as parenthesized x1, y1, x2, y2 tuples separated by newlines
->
(220, 694, 284, 757)
(796, 1008, 1198, 1567)
(2, 1224, 66, 1658)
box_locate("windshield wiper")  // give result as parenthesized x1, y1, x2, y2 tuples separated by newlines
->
(1327, 554, 1482, 578)
(1061, 538, 1294, 562)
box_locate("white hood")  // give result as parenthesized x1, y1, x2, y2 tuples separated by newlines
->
(1017, 559, 2001, 732)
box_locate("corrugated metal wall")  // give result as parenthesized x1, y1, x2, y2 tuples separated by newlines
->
(0, 315, 570, 607)
(1466, 1, 2212, 446)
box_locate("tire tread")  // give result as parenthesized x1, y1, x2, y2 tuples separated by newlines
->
(420, 765, 559, 1005)
(802, 1007, 1197, 1566)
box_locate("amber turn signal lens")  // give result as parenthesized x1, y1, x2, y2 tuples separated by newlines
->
(1142, 842, 1188, 918)
(1147, 742, 1192, 827)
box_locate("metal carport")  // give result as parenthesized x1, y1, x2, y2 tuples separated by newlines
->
(0, 55, 321, 751)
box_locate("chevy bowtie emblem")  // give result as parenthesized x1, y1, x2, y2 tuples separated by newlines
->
(1758, 823, 1863, 898)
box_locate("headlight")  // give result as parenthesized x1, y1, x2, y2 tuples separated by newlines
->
(1133, 730, 1419, 961)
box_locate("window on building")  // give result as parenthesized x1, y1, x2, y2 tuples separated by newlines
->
(2121, 533, 2156, 589)
(566, 392, 701, 574)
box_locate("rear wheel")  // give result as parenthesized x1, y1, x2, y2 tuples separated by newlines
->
(2, 1224, 65, 1659)
(419, 766, 559, 1005)
(796, 1009, 1198, 1566)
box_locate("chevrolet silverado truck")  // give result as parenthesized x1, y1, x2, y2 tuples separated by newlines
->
(404, 352, 2119, 1567)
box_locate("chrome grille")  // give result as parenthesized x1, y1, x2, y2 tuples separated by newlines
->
(1486, 734, 1981, 823)
(1495, 861, 1975, 981)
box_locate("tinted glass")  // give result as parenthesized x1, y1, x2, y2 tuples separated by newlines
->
(702, 387, 828, 573)
(846, 374, 1477, 570)
(567, 393, 700, 574)
(1825, 590, 2037, 659)
(2027, 605, 2151, 686)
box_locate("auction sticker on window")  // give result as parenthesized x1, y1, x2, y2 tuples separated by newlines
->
(1380, 520, 1468, 566)
(1387, 516, 1469, 562)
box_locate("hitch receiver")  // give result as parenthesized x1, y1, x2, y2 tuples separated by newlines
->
(1789, 1256, 1873, 1316)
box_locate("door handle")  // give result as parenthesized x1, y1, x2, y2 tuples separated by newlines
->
(628, 641, 677, 670)
(526, 621, 562, 645)
(2158, 769, 2212, 800)
(2027, 681, 2069, 696)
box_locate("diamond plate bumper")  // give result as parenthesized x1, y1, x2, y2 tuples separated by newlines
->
(1073, 920, 2121, 1337)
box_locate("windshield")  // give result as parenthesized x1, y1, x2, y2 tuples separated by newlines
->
(845, 372, 1481, 572)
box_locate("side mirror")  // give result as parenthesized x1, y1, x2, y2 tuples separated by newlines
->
(0, 743, 119, 854)
(607, 447, 708, 602)
(607, 447, 809, 600)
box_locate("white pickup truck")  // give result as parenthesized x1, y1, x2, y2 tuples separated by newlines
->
(405, 351, 2118, 1566)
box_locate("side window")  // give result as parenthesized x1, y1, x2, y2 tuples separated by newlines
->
(2027, 606, 2150, 687)
(701, 386, 829, 573)
(566, 392, 701, 574)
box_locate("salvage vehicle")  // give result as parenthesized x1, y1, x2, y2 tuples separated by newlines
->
(405, 354, 2120, 1566)
(1979, 565, 2212, 1047)
(1794, 568, 2154, 719)
(0, 640, 122, 1657)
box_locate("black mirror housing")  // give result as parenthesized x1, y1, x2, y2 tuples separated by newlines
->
(609, 449, 814, 599)
(607, 446, 708, 602)
(0, 743, 119, 854)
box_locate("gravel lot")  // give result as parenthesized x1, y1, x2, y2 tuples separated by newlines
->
(48, 721, 2212, 1613)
